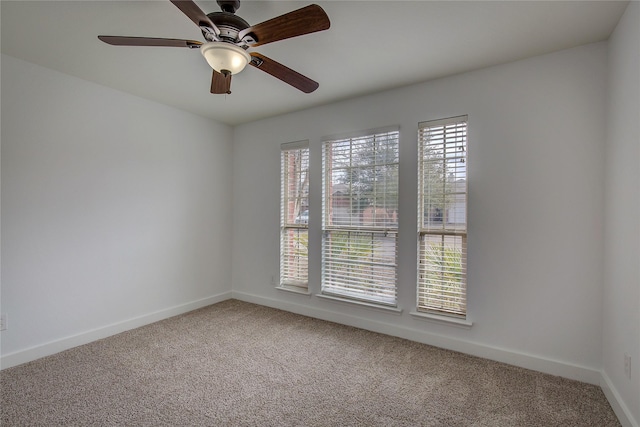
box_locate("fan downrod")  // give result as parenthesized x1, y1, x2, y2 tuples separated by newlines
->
(217, 0, 240, 14)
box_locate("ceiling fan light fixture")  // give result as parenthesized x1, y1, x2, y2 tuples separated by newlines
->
(200, 42, 250, 75)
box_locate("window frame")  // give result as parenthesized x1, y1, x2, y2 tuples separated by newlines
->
(416, 116, 468, 319)
(321, 127, 400, 307)
(280, 140, 310, 290)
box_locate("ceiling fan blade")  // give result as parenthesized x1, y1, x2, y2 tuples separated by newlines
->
(238, 4, 330, 47)
(98, 36, 202, 48)
(249, 53, 319, 93)
(170, 0, 220, 38)
(211, 70, 232, 94)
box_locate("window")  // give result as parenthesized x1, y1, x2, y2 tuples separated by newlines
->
(280, 141, 309, 289)
(322, 128, 399, 306)
(417, 116, 468, 318)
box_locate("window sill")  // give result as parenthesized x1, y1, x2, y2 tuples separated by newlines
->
(410, 311, 473, 329)
(276, 285, 311, 296)
(316, 294, 403, 314)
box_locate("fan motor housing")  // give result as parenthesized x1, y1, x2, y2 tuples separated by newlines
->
(207, 12, 249, 42)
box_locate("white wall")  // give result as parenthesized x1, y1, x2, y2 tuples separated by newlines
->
(0, 55, 233, 367)
(232, 42, 608, 383)
(603, 2, 640, 425)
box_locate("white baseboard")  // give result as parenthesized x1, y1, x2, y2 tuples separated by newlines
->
(0, 291, 232, 370)
(231, 290, 601, 384)
(600, 371, 639, 427)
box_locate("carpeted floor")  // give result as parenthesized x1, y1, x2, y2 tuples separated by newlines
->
(1, 299, 621, 426)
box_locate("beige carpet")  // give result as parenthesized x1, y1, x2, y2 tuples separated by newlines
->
(1, 299, 620, 426)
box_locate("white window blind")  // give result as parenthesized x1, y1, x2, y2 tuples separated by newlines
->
(322, 128, 399, 306)
(280, 141, 309, 288)
(417, 116, 468, 318)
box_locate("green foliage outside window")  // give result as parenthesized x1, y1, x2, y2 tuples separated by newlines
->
(420, 242, 465, 314)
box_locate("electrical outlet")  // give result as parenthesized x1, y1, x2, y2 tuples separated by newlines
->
(624, 353, 631, 379)
(0, 314, 7, 331)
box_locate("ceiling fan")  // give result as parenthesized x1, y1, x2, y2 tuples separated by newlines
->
(98, 0, 330, 94)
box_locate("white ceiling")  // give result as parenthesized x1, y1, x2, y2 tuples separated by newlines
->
(1, 1, 628, 126)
